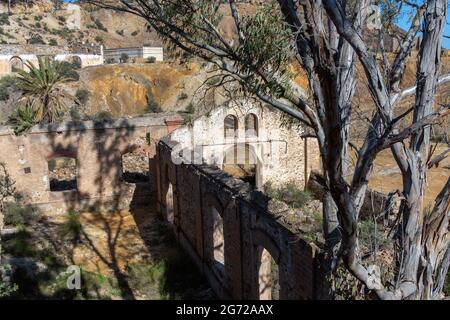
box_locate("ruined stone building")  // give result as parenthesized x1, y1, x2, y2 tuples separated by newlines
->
(0, 44, 104, 77)
(0, 100, 330, 300)
(103, 46, 164, 63)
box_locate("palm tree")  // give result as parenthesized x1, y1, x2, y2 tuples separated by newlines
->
(16, 57, 74, 123)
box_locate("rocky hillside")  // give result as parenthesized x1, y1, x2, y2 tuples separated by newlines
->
(0, 0, 161, 49)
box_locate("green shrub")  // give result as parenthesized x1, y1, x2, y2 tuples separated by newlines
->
(185, 102, 195, 114)
(0, 13, 10, 26)
(59, 61, 80, 81)
(57, 16, 66, 23)
(94, 19, 107, 32)
(0, 265, 18, 298)
(34, 16, 43, 22)
(75, 89, 90, 105)
(0, 86, 9, 101)
(178, 92, 189, 100)
(146, 56, 156, 63)
(34, 22, 42, 29)
(94, 35, 103, 44)
(9, 106, 36, 136)
(147, 100, 162, 113)
(444, 272, 450, 297)
(28, 35, 45, 45)
(0, 76, 16, 101)
(358, 219, 391, 251)
(60, 210, 82, 241)
(3, 202, 34, 227)
(69, 106, 82, 121)
(93, 110, 113, 122)
(120, 53, 129, 63)
(49, 38, 58, 46)
(265, 182, 312, 209)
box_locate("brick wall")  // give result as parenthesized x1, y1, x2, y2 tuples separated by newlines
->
(157, 139, 331, 300)
(0, 114, 183, 213)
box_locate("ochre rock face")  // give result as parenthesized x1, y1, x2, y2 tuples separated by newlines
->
(87, 74, 151, 117)
(80, 63, 201, 117)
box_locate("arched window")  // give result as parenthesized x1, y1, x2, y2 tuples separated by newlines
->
(48, 157, 77, 192)
(10, 56, 24, 73)
(223, 144, 258, 188)
(224, 115, 238, 138)
(245, 113, 258, 137)
(258, 248, 279, 300)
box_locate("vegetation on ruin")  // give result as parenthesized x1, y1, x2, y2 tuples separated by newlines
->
(9, 105, 36, 135)
(0, 200, 213, 300)
(85, 0, 450, 300)
(265, 182, 313, 210)
(0, 76, 15, 101)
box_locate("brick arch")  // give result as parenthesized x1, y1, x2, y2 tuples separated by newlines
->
(46, 150, 77, 161)
(203, 192, 224, 217)
(251, 229, 281, 264)
(251, 228, 281, 300)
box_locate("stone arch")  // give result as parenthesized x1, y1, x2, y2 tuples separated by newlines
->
(10, 56, 24, 73)
(224, 114, 238, 138)
(245, 113, 259, 137)
(221, 143, 262, 189)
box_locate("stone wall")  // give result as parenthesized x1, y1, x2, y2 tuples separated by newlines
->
(0, 44, 104, 77)
(170, 101, 321, 190)
(0, 115, 184, 214)
(103, 47, 164, 63)
(157, 139, 330, 300)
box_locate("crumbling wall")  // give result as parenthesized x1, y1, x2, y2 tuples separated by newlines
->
(170, 101, 321, 190)
(157, 139, 330, 300)
(0, 115, 183, 214)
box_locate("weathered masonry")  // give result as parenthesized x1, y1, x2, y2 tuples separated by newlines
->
(0, 44, 104, 77)
(103, 46, 164, 63)
(0, 114, 183, 213)
(156, 102, 328, 299)
(157, 139, 329, 299)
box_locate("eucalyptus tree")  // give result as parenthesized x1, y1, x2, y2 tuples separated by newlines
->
(84, 0, 450, 299)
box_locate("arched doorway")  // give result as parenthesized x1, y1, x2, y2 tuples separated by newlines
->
(212, 206, 225, 267)
(222, 143, 259, 188)
(166, 183, 174, 224)
(258, 247, 279, 300)
(10, 56, 24, 73)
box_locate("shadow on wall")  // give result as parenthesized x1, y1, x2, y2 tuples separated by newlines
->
(43, 119, 139, 299)
(36, 119, 212, 300)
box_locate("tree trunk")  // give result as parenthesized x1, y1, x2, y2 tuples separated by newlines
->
(417, 178, 450, 299)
